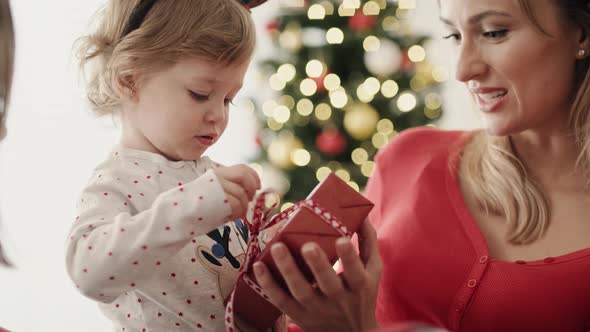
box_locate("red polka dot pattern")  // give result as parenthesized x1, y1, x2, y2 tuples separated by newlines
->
(67, 156, 236, 330)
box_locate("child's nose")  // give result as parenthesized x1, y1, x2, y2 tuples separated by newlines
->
(204, 102, 227, 123)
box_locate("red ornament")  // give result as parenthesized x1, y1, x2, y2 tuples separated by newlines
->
(313, 74, 326, 93)
(316, 130, 347, 156)
(348, 12, 377, 31)
(265, 20, 280, 32)
(401, 50, 414, 72)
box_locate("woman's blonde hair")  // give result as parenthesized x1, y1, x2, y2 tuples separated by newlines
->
(0, 0, 14, 124)
(460, 0, 590, 244)
(77, 0, 256, 115)
(0, 0, 14, 267)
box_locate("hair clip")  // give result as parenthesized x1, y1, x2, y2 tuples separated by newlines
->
(123, 0, 268, 37)
(238, 0, 269, 10)
(122, 0, 158, 37)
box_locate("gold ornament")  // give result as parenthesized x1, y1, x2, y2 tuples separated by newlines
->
(344, 103, 379, 140)
(268, 133, 303, 169)
(279, 23, 303, 52)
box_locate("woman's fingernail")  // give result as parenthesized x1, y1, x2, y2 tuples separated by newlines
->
(272, 243, 287, 258)
(302, 243, 318, 259)
(337, 237, 351, 250)
(253, 262, 264, 276)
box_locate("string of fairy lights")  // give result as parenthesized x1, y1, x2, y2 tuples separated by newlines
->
(236, 0, 449, 209)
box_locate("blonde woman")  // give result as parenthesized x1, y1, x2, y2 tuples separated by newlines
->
(255, 0, 590, 331)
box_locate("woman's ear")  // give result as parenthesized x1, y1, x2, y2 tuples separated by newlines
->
(575, 23, 590, 59)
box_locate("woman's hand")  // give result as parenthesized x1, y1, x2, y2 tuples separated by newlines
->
(253, 220, 382, 332)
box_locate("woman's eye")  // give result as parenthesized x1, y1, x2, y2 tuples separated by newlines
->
(483, 29, 508, 39)
(443, 33, 461, 41)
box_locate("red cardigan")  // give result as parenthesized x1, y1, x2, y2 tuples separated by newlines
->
(365, 127, 590, 331)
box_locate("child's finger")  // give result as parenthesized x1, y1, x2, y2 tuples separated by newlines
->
(224, 165, 259, 197)
(245, 164, 262, 189)
(221, 180, 249, 217)
(228, 196, 245, 220)
(242, 165, 261, 196)
(253, 168, 262, 190)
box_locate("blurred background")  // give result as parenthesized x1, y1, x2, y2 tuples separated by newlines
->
(0, 0, 480, 330)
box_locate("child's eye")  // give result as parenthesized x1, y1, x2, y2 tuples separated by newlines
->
(483, 29, 508, 39)
(189, 91, 209, 102)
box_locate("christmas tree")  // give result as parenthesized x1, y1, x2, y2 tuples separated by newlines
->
(251, 0, 446, 208)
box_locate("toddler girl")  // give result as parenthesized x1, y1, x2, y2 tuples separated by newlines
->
(66, 0, 270, 330)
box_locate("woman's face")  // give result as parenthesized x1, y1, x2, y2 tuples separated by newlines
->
(439, 0, 587, 136)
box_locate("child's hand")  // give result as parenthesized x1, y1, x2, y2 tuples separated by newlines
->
(214, 165, 261, 220)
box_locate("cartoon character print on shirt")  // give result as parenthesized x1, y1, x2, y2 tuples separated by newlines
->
(196, 219, 249, 300)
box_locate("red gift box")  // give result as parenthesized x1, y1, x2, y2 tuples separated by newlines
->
(226, 173, 374, 331)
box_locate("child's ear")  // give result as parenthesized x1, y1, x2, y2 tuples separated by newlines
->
(113, 74, 138, 102)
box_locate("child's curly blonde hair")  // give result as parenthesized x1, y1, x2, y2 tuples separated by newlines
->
(78, 0, 256, 115)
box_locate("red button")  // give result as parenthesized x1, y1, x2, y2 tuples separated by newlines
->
(544, 257, 555, 263)
(515, 260, 527, 265)
(479, 256, 488, 263)
(468, 279, 477, 288)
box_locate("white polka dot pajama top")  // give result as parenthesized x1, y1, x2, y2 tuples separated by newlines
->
(66, 146, 262, 331)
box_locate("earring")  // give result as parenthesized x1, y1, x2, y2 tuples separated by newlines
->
(578, 49, 586, 57)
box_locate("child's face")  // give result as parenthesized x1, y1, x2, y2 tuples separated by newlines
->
(126, 56, 250, 161)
